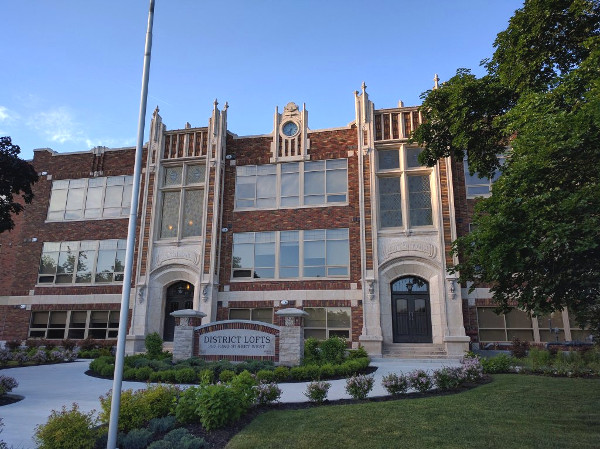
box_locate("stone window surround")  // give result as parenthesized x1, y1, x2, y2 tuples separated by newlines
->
(231, 228, 350, 281)
(376, 145, 436, 231)
(46, 175, 133, 222)
(234, 158, 348, 211)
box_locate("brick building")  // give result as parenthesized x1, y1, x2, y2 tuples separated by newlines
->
(0, 84, 589, 356)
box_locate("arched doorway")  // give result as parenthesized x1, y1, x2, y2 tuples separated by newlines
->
(163, 281, 194, 342)
(391, 276, 432, 343)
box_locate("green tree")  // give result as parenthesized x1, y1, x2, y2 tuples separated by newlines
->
(0, 136, 39, 233)
(411, 0, 600, 337)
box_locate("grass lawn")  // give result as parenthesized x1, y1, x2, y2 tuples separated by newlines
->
(227, 375, 600, 449)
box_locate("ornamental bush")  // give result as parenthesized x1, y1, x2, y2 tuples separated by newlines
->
(480, 354, 514, 374)
(195, 384, 247, 430)
(175, 368, 197, 384)
(433, 367, 464, 391)
(148, 416, 176, 434)
(120, 428, 153, 449)
(304, 381, 331, 403)
(460, 356, 484, 382)
(34, 403, 98, 449)
(254, 382, 282, 405)
(345, 374, 374, 400)
(408, 369, 433, 393)
(0, 376, 18, 396)
(218, 369, 236, 383)
(175, 386, 202, 424)
(273, 366, 290, 382)
(381, 373, 409, 396)
(319, 336, 347, 365)
(145, 332, 164, 359)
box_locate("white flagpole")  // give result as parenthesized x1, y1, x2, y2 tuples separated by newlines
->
(107, 1, 155, 447)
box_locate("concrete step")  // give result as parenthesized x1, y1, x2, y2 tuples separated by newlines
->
(382, 344, 448, 359)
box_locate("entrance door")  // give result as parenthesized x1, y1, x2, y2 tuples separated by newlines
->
(391, 276, 432, 343)
(163, 281, 194, 342)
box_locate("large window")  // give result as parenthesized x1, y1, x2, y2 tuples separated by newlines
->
(377, 147, 433, 229)
(38, 239, 126, 285)
(463, 156, 505, 198)
(235, 159, 347, 209)
(29, 310, 119, 339)
(304, 307, 351, 340)
(47, 175, 133, 221)
(232, 229, 349, 279)
(477, 307, 534, 342)
(159, 164, 205, 239)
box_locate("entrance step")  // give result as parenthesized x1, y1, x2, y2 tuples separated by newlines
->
(382, 343, 448, 359)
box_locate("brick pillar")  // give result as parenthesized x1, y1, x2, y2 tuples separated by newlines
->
(170, 309, 206, 362)
(275, 308, 308, 367)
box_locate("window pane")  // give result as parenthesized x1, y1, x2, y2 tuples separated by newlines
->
(305, 308, 326, 328)
(104, 185, 123, 208)
(48, 188, 67, 212)
(281, 172, 299, 205)
(326, 239, 348, 266)
(327, 308, 351, 328)
(408, 175, 432, 226)
(160, 191, 180, 238)
(31, 311, 49, 326)
(505, 310, 532, 328)
(75, 250, 94, 283)
(252, 308, 273, 324)
(304, 329, 327, 340)
(70, 311, 87, 328)
(49, 311, 67, 327)
(95, 250, 116, 282)
(379, 177, 402, 228)
(479, 329, 507, 341)
(39, 252, 58, 275)
(65, 188, 84, 219)
(477, 308, 505, 328)
(378, 150, 399, 170)
(182, 189, 203, 237)
(304, 170, 324, 195)
(186, 165, 205, 184)
(280, 240, 299, 269)
(229, 309, 251, 320)
(90, 311, 109, 328)
(326, 169, 346, 199)
(164, 167, 182, 186)
(304, 240, 325, 267)
(405, 147, 424, 168)
(114, 250, 125, 281)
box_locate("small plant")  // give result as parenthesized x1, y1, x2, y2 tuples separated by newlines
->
(345, 374, 374, 400)
(273, 365, 290, 382)
(145, 332, 164, 359)
(408, 369, 433, 393)
(5, 339, 21, 351)
(34, 403, 98, 449)
(254, 382, 282, 405)
(319, 336, 347, 365)
(256, 369, 275, 383)
(511, 337, 530, 358)
(175, 386, 202, 424)
(195, 384, 247, 430)
(32, 348, 48, 363)
(348, 346, 369, 359)
(304, 381, 331, 403)
(0, 348, 11, 366)
(381, 373, 409, 396)
(433, 367, 464, 390)
(0, 375, 18, 396)
(218, 369, 236, 383)
(480, 354, 514, 374)
(175, 368, 197, 384)
(148, 416, 176, 434)
(121, 428, 153, 449)
(460, 356, 484, 382)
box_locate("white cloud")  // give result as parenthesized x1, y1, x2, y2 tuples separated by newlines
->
(30, 107, 83, 144)
(0, 106, 18, 123)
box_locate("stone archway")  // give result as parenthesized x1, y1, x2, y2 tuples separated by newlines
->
(163, 281, 194, 342)
(390, 276, 432, 343)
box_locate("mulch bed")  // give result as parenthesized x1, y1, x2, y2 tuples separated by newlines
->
(183, 376, 492, 449)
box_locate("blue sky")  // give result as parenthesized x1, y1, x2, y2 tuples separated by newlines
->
(1, 1, 524, 161)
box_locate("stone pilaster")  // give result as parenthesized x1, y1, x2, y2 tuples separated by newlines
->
(170, 309, 206, 362)
(275, 308, 308, 366)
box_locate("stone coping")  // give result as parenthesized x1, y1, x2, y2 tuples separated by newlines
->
(275, 308, 309, 317)
(195, 319, 280, 331)
(169, 309, 207, 318)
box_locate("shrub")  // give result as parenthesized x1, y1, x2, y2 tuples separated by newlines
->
(304, 381, 331, 403)
(25, 338, 45, 349)
(230, 370, 257, 408)
(130, 357, 150, 368)
(0, 376, 18, 396)
(31, 349, 48, 363)
(319, 363, 335, 378)
(303, 338, 321, 365)
(319, 336, 347, 365)
(481, 354, 514, 374)
(148, 416, 176, 434)
(5, 339, 21, 351)
(254, 382, 282, 405)
(408, 369, 433, 393)
(528, 347, 553, 371)
(433, 367, 464, 391)
(460, 357, 484, 382)
(0, 348, 11, 366)
(256, 369, 275, 383)
(147, 441, 173, 449)
(381, 373, 409, 396)
(175, 386, 202, 424)
(145, 332, 164, 359)
(13, 351, 28, 364)
(273, 365, 290, 382)
(511, 337, 530, 358)
(78, 337, 100, 351)
(347, 346, 369, 359)
(175, 368, 197, 384)
(121, 428, 153, 449)
(164, 428, 190, 442)
(195, 384, 247, 430)
(99, 384, 178, 432)
(34, 403, 98, 449)
(218, 369, 236, 383)
(198, 369, 214, 385)
(159, 428, 207, 449)
(303, 364, 321, 381)
(61, 338, 77, 350)
(101, 363, 117, 378)
(345, 374, 374, 400)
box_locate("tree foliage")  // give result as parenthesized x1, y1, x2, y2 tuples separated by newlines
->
(411, 0, 600, 336)
(0, 136, 39, 233)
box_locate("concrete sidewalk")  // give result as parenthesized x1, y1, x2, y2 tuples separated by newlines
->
(1, 358, 460, 449)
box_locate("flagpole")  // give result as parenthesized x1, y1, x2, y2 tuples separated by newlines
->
(107, 1, 155, 447)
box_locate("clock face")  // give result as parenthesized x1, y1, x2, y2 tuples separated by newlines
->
(282, 121, 299, 137)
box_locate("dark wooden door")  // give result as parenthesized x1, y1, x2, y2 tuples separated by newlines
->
(391, 277, 432, 343)
(163, 281, 194, 342)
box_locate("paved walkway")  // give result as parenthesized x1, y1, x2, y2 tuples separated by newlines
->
(0, 358, 460, 449)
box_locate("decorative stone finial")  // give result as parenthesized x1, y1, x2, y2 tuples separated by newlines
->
(153, 106, 160, 117)
(185, 122, 191, 129)
(214, 98, 218, 107)
(224, 101, 229, 110)
(434, 73, 440, 89)
(361, 81, 367, 92)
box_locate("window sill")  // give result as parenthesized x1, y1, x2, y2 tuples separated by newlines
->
(35, 283, 124, 288)
(229, 277, 351, 283)
(378, 227, 438, 236)
(234, 202, 349, 213)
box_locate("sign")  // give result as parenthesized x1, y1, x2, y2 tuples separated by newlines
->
(199, 329, 275, 357)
